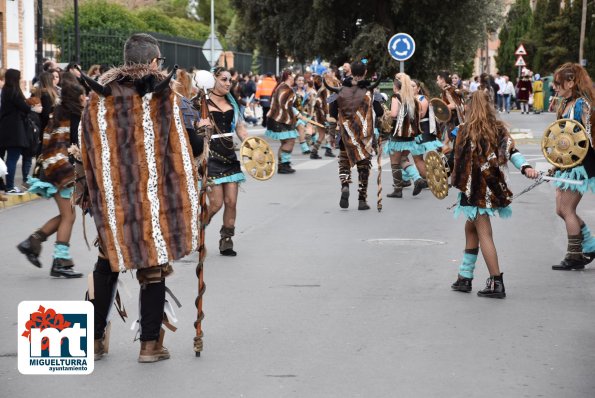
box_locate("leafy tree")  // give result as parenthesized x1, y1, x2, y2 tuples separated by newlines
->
(528, 0, 547, 72)
(232, 0, 503, 83)
(196, 0, 235, 38)
(541, 0, 583, 73)
(55, 0, 147, 65)
(171, 17, 211, 41)
(495, 0, 533, 78)
(135, 8, 180, 37)
(586, 0, 595, 77)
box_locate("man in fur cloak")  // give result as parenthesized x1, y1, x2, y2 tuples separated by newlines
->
(326, 61, 383, 210)
(79, 33, 204, 363)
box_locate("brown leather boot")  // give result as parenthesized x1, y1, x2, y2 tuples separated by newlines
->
(219, 226, 237, 256)
(95, 322, 111, 361)
(138, 329, 170, 363)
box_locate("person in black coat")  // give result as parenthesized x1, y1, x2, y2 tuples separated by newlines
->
(0, 69, 42, 194)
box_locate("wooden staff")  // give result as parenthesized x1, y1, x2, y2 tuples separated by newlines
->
(194, 91, 211, 357)
(377, 136, 383, 212)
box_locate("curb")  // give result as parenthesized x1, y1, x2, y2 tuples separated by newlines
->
(0, 192, 40, 210)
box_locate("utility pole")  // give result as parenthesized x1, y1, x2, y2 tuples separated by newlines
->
(276, 43, 279, 76)
(35, 0, 43, 76)
(578, 0, 587, 66)
(210, 0, 215, 66)
(486, 29, 490, 75)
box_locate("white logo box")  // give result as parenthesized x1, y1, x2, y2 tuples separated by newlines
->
(18, 301, 94, 375)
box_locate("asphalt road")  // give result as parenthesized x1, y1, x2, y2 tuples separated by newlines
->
(1, 111, 594, 397)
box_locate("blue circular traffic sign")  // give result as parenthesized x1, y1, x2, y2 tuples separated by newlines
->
(387, 33, 415, 61)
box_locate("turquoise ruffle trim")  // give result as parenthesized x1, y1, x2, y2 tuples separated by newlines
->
(421, 140, 443, 153)
(453, 193, 512, 220)
(296, 119, 307, 127)
(211, 172, 246, 185)
(27, 177, 73, 199)
(265, 129, 299, 140)
(383, 139, 425, 156)
(553, 166, 595, 194)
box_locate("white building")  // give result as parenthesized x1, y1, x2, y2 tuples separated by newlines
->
(1, 0, 36, 86)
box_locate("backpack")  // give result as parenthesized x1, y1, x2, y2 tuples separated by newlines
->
(22, 112, 41, 157)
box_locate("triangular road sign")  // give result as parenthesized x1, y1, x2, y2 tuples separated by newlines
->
(515, 44, 527, 56)
(515, 56, 526, 67)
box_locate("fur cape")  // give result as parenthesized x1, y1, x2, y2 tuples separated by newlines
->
(451, 124, 516, 209)
(267, 83, 297, 126)
(336, 84, 375, 164)
(40, 118, 75, 189)
(80, 65, 200, 272)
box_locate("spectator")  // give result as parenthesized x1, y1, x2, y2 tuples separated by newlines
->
(65, 62, 81, 79)
(255, 72, 276, 127)
(494, 73, 505, 112)
(87, 65, 101, 79)
(516, 73, 533, 114)
(452, 73, 462, 89)
(502, 75, 515, 114)
(532, 73, 544, 114)
(50, 69, 61, 96)
(469, 76, 479, 92)
(0, 69, 42, 194)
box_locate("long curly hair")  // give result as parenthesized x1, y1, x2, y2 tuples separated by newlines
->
(554, 63, 594, 117)
(459, 90, 508, 165)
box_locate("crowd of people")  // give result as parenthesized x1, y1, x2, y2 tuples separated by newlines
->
(2, 32, 593, 363)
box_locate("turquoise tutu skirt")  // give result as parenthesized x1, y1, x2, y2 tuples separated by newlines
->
(27, 177, 73, 199)
(383, 139, 425, 156)
(453, 193, 512, 221)
(553, 166, 595, 194)
(265, 129, 299, 140)
(211, 172, 246, 185)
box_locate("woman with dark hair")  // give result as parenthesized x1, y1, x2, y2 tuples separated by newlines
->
(450, 90, 538, 297)
(33, 71, 60, 133)
(194, 66, 249, 256)
(0, 69, 42, 194)
(16, 80, 86, 278)
(265, 70, 303, 174)
(549, 63, 595, 270)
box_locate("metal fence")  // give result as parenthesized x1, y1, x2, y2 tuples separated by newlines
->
(45, 23, 283, 75)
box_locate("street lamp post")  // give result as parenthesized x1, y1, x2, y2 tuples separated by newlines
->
(74, 0, 80, 63)
(210, 0, 215, 66)
(35, 0, 43, 76)
(578, 0, 587, 65)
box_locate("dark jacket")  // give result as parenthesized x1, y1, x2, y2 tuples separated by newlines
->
(0, 89, 30, 148)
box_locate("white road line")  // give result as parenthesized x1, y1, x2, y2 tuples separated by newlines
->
(292, 159, 336, 170)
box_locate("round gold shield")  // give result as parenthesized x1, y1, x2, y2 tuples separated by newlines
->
(430, 98, 451, 123)
(541, 118, 589, 170)
(425, 150, 450, 199)
(240, 137, 276, 180)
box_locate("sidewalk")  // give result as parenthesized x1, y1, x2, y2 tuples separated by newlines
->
(0, 191, 40, 209)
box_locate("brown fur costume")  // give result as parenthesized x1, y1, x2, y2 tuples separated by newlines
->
(80, 65, 200, 272)
(451, 124, 518, 209)
(267, 83, 297, 126)
(336, 84, 375, 164)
